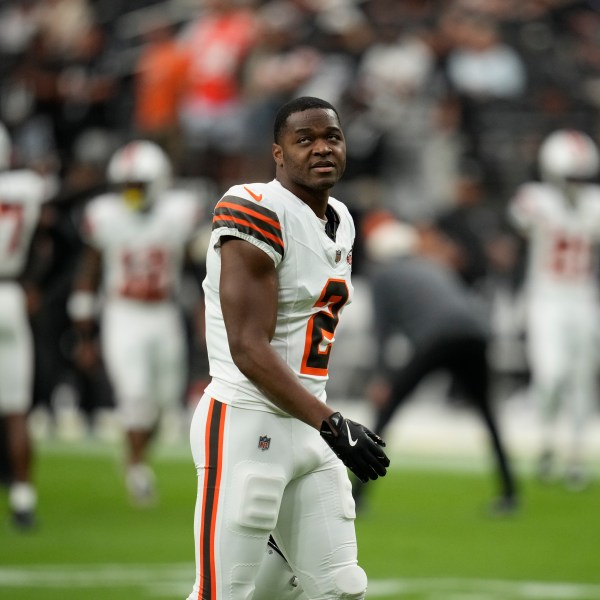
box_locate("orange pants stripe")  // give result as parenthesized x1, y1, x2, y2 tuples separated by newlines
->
(197, 398, 227, 600)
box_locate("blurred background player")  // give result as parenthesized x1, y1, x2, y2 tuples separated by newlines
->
(353, 211, 518, 515)
(68, 139, 203, 506)
(508, 129, 600, 491)
(0, 121, 54, 529)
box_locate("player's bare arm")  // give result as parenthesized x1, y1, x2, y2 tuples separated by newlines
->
(220, 235, 389, 482)
(19, 204, 57, 316)
(220, 236, 334, 430)
(74, 244, 102, 294)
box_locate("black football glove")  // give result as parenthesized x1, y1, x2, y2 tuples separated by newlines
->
(320, 412, 390, 483)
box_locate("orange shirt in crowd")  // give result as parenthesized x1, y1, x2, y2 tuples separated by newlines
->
(134, 39, 190, 132)
(181, 8, 259, 107)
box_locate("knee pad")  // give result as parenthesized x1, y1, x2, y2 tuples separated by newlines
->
(333, 564, 368, 600)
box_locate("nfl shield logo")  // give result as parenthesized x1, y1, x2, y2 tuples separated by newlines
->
(335, 249, 342, 263)
(258, 435, 271, 451)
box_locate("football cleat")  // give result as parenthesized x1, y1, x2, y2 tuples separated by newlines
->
(486, 494, 519, 518)
(11, 509, 37, 531)
(126, 464, 157, 508)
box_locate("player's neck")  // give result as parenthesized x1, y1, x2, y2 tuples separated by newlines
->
(278, 179, 330, 219)
(302, 195, 329, 220)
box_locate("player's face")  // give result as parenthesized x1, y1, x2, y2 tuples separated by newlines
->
(273, 108, 346, 195)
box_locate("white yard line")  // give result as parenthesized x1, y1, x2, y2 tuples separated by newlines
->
(0, 565, 599, 599)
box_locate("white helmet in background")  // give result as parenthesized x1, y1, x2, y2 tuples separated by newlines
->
(0, 122, 12, 171)
(362, 210, 420, 262)
(538, 129, 599, 183)
(107, 140, 172, 211)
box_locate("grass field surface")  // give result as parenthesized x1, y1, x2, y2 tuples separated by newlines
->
(1, 433, 599, 600)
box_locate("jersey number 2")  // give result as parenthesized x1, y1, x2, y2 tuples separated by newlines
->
(300, 278, 349, 376)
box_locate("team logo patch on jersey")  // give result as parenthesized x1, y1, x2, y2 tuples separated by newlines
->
(258, 435, 271, 451)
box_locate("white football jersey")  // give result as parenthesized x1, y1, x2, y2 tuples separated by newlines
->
(509, 182, 600, 295)
(0, 169, 48, 278)
(203, 179, 355, 414)
(83, 190, 202, 301)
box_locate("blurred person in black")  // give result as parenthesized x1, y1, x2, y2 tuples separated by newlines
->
(0, 421, 10, 488)
(434, 159, 493, 290)
(352, 210, 518, 515)
(36, 128, 118, 430)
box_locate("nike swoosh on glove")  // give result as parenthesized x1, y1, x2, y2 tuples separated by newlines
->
(320, 412, 390, 483)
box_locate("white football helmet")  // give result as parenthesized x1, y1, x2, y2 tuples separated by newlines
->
(0, 122, 12, 171)
(538, 129, 600, 183)
(107, 140, 172, 210)
(362, 210, 419, 262)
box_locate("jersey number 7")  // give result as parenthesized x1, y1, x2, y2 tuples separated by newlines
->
(0, 202, 25, 257)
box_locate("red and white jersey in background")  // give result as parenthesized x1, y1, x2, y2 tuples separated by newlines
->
(0, 169, 48, 278)
(203, 179, 355, 415)
(83, 190, 202, 302)
(509, 182, 600, 297)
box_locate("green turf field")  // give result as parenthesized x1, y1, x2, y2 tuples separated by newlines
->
(1, 440, 599, 600)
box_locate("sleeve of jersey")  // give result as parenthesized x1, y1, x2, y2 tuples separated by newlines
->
(508, 184, 541, 231)
(212, 195, 284, 264)
(164, 191, 203, 239)
(24, 171, 49, 204)
(81, 208, 97, 246)
(586, 190, 600, 237)
(81, 198, 110, 248)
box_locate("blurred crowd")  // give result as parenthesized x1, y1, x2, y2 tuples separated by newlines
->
(1, 0, 600, 451)
(3, 0, 600, 202)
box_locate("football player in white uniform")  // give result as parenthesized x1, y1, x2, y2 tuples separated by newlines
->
(186, 97, 389, 600)
(0, 122, 53, 528)
(509, 129, 600, 489)
(68, 140, 203, 506)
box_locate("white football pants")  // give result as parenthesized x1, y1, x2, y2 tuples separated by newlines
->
(186, 394, 367, 600)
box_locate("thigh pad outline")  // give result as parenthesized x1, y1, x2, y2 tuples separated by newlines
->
(232, 462, 286, 532)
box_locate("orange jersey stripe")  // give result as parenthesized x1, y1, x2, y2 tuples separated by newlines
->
(217, 200, 280, 231)
(213, 213, 284, 249)
(213, 195, 284, 257)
